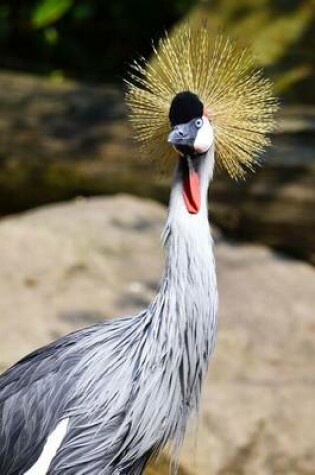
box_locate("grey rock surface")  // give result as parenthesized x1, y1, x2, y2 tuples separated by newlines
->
(0, 195, 314, 474)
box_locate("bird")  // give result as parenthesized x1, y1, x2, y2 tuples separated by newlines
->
(0, 23, 277, 475)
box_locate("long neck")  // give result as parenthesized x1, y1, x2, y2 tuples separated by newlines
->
(138, 147, 217, 450)
(149, 146, 217, 365)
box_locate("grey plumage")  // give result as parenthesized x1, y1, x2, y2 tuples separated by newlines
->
(0, 147, 218, 474)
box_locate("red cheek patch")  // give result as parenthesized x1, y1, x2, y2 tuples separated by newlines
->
(183, 168, 200, 214)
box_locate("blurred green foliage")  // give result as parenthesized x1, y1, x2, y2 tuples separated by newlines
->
(189, 0, 315, 103)
(0, 0, 195, 80)
(32, 0, 74, 29)
(0, 0, 313, 103)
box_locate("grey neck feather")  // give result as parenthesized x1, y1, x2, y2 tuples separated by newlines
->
(151, 145, 217, 447)
(146, 145, 217, 434)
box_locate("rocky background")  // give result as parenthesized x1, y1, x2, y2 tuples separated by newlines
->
(0, 71, 314, 264)
(0, 195, 314, 474)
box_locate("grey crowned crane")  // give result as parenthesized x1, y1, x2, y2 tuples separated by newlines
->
(0, 24, 277, 475)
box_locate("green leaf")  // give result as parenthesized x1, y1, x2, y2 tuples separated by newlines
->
(72, 3, 93, 21)
(44, 26, 59, 45)
(32, 0, 74, 29)
(274, 65, 311, 93)
(249, 7, 313, 66)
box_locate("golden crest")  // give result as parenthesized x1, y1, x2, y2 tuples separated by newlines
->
(125, 23, 278, 178)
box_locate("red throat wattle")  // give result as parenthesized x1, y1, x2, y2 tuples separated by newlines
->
(183, 166, 201, 214)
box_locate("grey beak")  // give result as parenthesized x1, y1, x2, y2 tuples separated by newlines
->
(168, 123, 195, 147)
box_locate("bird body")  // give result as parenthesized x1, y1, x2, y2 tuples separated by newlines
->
(0, 148, 217, 474)
(0, 23, 276, 474)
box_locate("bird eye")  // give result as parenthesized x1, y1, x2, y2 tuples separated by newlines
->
(195, 118, 203, 128)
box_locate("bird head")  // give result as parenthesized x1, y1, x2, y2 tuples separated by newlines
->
(168, 91, 214, 157)
(126, 24, 278, 214)
(167, 91, 214, 213)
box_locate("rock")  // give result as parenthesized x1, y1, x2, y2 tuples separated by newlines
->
(0, 195, 164, 368)
(145, 456, 191, 475)
(182, 240, 315, 474)
(0, 194, 314, 474)
(0, 71, 168, 216)
(210, 106, 315, 265)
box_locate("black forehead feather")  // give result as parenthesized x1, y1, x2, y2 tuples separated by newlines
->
(169, 91, 203, 126)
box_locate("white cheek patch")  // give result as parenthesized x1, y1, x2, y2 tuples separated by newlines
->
(194, 117, 214, 153)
